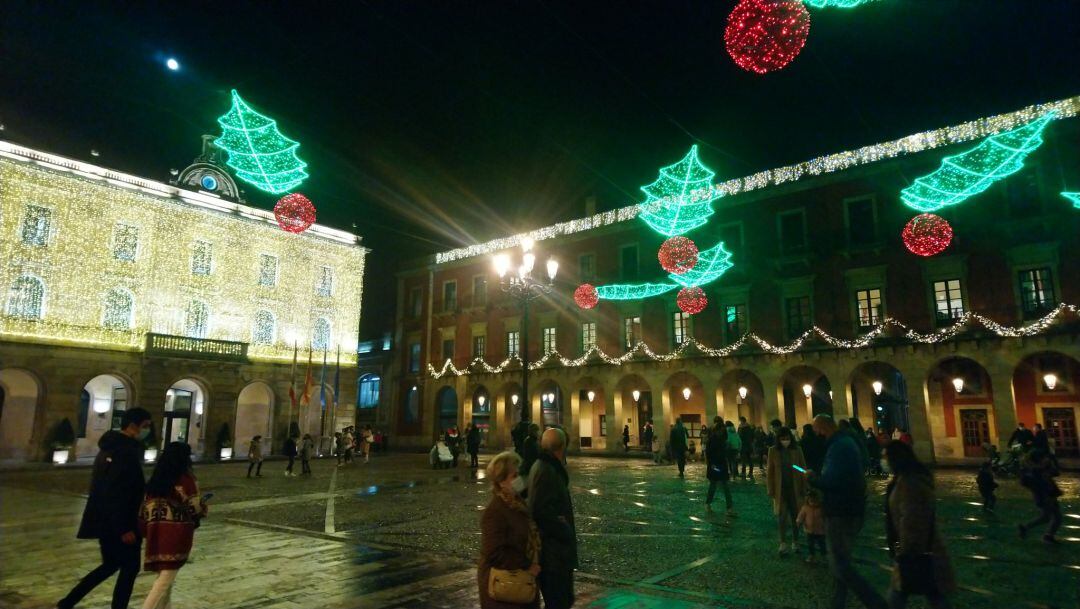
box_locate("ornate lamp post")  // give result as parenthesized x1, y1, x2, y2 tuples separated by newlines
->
(494, 238, 558, 422)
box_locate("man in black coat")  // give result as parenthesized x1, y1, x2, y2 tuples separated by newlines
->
(1008, 422, 1035, 451)
(519, 423, 541, 477)
(58, 407, 152, 609)
(466, 422, 481, 468)
(528, 427, 577, 609)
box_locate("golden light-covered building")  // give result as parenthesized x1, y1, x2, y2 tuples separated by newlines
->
(0, 140, 368, 463)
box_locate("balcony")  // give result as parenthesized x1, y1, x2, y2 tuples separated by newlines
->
(145, 333, 248, 362)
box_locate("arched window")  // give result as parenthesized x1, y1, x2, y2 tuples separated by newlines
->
(185, 300, 210, 338)
(252, 310, 276, 345)
(6, 275, 45, 319)
(358, 374, 381, 409)
(311, 317, 331, 351)
(102, 287, 134, 330)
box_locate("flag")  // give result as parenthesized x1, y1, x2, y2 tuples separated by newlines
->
(300, 348, 314, 406)
(333, 345, 341, 411)
(319, 347, 327, 411)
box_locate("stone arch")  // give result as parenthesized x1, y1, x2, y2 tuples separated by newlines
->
(663, 371, 706, 446)
(570, 376, 606, 451)
(492, 381, 523, 450)
(467, 384, 493, 441)
(779, 365, 832, 429)
(533, 378, 566, 430)
(75, 372, 136, 460)
(719, 368, 766, 427)
(614, 374, 653, 450)
(435, 385, 459, 438)
(164, 377, 211, 457)
(846, 361, 909, 436)
(1012, 351, 1080, 458)
(235, 381, 275, 459)
(0, 368, 44, 461)
(925, 356, 995, 461)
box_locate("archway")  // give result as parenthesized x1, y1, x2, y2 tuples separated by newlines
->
(76, 374, 133, 460)
(664, 371, 706, 447)
(719, 369, 765, 427)
(572, 377, 605, 450)
(534, 379, 564, 430)
(614, 374, 653, 451)
(436, 385, 459, 437)
(164, 378, 209, 457)
(926, 356, 994, 460)
(494, 381, 522, 450)
(0, 368, 41, 461)
(469, 385, 492, 443)
(1012, 351, 1080, 458)
(235, 381, 274, 459)
(780, 366, 832, 429)
(848, 362, 909, 436)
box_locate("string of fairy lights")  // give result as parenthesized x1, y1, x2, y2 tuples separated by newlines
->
(427, 303, 1079, 379)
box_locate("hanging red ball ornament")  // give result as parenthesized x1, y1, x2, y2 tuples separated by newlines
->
(575, 284, 599, 310)
(677, 286, 708, 315)
(274, 193, 317, 233)
(725, 0, 811, 75)
(658, 236, 700, 274)
(902, 213, 953, 257)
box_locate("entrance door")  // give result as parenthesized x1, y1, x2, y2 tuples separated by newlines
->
(163, 390, 193, 446)
(960, 409, 990, 458)
(1044, 408, 1079, 458)
(636, 391, 653, 448)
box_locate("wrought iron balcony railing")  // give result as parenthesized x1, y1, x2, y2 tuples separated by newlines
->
(145, 333, 248, 361)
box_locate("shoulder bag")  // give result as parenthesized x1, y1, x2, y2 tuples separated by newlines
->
(488, 512, 539, 604)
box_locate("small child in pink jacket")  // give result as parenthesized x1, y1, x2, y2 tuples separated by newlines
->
(797, 491, 827, 563)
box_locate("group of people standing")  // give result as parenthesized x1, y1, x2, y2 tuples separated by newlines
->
(334, 424, 375, 466)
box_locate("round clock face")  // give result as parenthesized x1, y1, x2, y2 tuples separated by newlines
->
(200, 175, 218, 191)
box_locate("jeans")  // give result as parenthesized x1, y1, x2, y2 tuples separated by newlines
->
(470, 450, 479, 467)
(675, 451, 686, 476)
(1025, 496, 1062, 537)
(247, 460, 263, 476)
(301, 458, 312, 474)
(285, 455, 295, 473)
(888, 588, 952, 609)
(980, 489, 996, 511)
(538, 568, 575, 609)
(58, 535, 141, 609)
(142, 569, 179, 609)
(778, 493, 799, 544)
(740, 451, 754, 478)
(826, 515, 887, 609)
(706, 478, 733, 510)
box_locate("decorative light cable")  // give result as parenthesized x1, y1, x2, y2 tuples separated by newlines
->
(434, 95, 1080, 265)
(215, 90, 309, 195)
(427, 303, 1078, 379)
(1063, 192, 1080, 209)
(803, 0, 878, 8)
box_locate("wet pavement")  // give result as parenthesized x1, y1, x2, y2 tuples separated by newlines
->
(0, 453, 1077, 608)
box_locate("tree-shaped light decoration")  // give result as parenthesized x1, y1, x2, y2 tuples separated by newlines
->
(637, 145, 719, 237)
(803, 0, 878, 8)
(725, 0, 811, 75)
(900, 112, 1056, 213)
(1062, 192, 1080, 209)
(216, 90, 309, 195)
(902, 213, 952, 257)
(658, 236, 699, 274)
(274, 193, 317, 233)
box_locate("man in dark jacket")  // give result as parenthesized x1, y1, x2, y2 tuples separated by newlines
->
(465, 422, 481, 468)
(807, 415, 886, 609)
(511, 419, 529, 454)
(800, 422, 825, 473)
(519, 423, 541, 476)
(58, 407, 152, 609)
(670, 418, 689, 477)
(1008, 422, 1035, 450)
(642, 420, 654, 452)
(737, 417, 755, 480)
(528, 427, 577, 609)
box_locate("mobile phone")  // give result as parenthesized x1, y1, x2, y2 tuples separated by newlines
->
(792, 464, 807, 473)
(201, 492, 214, 502)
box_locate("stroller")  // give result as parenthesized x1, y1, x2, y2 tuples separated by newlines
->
(429, 441, 454, 469)
(986, 442, 1022, 476)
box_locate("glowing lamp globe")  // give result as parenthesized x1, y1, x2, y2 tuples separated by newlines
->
(575, 283, 599, 309)
(725, 0, 811, 75)
(677, 286, 708, 315)
(274, 193, 317, 234)
(658, 236, 699, 274)
(902, 213, 953, 257)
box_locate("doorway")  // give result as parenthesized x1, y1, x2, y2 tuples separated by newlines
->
(1043, 408, 1078, 458)
(959, 409, 990, 458)
(164, 389, 193, 445)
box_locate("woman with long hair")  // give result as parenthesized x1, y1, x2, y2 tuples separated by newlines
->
(478, 451, 541, 609)
(882, 440, 955, 608)
(139, 441, 208, 609)
(766, 426, 806, 555)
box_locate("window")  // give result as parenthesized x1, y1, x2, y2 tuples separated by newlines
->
(579, 254, 596, 280)
(185, 300, 209, 338)
(442, 338, 455, 361)
(778, 210, 807, 253)
(473, 276, 487, 307)
(408, 342, 421, 373)
(112, 224, 139, 261)
(404, 386, 420, 422)
(191, 241, 213, 276)
(672, 311, 690, 346)
(724, 304, 746, 344)
(542, 327, 556, 354)
(21, 205, 51, 246)
(258, 254, 279, 287)
(358, 374, 381, 409)
(102, 288, 134, 330)
(6, 275, 45, 319)
(410, 287, 423, 318)
(311, 318, 332, 350)
(855, 288, 883, 328)
(1007, 171, 1041, 218)
(933, 279, 965, 323)
(443, 281, 457, 312)
(506, 331, 520, 357)
(620, 245, 639, 280)
(1019, 268, 1055, 316)
(252, 310, 276, 345)
(472, 335, 486, 359)
(715, 222, 743, 251)
(581, 321, 597, 351)
(316, 266, 334, 297)
(786, 296, 812, 338)
(598, 414, 607, 436)
(623, 316, 642, 349)
(845, 197, 877, 246)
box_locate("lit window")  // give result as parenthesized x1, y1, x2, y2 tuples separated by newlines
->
(1019, 268, 1055, 317)
(252, 310, 276, 345)
(672, 311, 690, 346)
(581, 321, 597, 351)
(102, 288, 134, 330)
(472, 335, 486, 358)
(316, 266, 333, 297)
(358, 374, 381, 409)
(624, 316, 642, 350)
(191, 241, 213, 276)
(724, 304, 746, 344)
(933, 279, 965, 323)
(258, 254, 279, 287)
(855, 288, 883, 328)
(112, 224, 139, 261)
(542, 327, 556, 354)
(442, 338, 455, 361)
(6, 275, 45, 319)
(506, 331, 520, 357)
(442, 281, 457, 311)
(185, 300, 209, 338)
(21, 205, 51, 247)
(312, 317, 331, 350)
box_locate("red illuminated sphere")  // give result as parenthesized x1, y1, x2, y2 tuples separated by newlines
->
(677, 286, 708, 315)
(658, 236, 700, 274)
(274, 193, 317, 233)
(575, 284, 599, 310)
(902, 213, 953, 257)
(725, 0, 811, 75)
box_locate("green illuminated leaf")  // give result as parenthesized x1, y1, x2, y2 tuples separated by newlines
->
(669, 242, 733, 287)
(1063, 192, 1080, 209)
(803, 0, 879, 8)
(216, 90, 309, 195)
(596, 283, 678, 300)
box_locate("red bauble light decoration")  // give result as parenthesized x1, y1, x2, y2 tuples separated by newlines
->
(725, 0, 811, 75)
(902, 213, 953, 257)
(575, 284, 599, 310)
(677, 286, 708, 315)
(658, 236, 700, 274)
(274, 193, 317, 233)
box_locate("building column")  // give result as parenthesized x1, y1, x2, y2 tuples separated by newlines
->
(703, 376, 719, 423)
(987, 364, 1018, 451)
(759, 369, 783, 426)
(605, 390, 620, 454)
(493, 395, 508, 450)
(897, 364, 936, 463)
(568, 390, 581, 452)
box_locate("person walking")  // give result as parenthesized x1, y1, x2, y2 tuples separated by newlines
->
(976, 462, 997, 513)
(882, 440, 956, 609)
(520, 424, 541, 477)
(865, 429, 882, 476)
(446, 427, 462, 467)
(57, 408, 152, 609)
(1007, 422, 1034, 450)
(362, 425, 374, 463)
(283, 434, 298, 476)
(737, 417, 755, 481)
(478, 451, 541, 609)
(642, 420, 655, 455)
(1031, 423, 1050, 454)
(300, 433, 315, 475)
(753, 426, 767, 474)
(343, 427, 355, 464)
(705, 417, 737, 516)
(797, 491, 827, 564)
(467, 422, 482, 468)
(139, 442, 209, 609)
(334, 432, 346, 466)
(1018, 448, 1063, 543)
(247, 435, 264, 477)
(807, 414, 886, 609)
(621, 424, 631, 452)
(767, 426, 807, 556)
(724, 420, 741, 479)
(527, 428, 577, 609)
(670, 418, 689, 478)
(512, 420, 529, 455)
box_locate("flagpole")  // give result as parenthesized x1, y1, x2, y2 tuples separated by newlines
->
(319, 347, 328, 441)
(287, 340, 298, 436)
(330, 344, 341, 439)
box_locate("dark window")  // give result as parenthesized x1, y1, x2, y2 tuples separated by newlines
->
(358, 375, 380, 408)
(786, 296, 812, 338)
(404, 386, 420, 423)
(1019, 268, 1055, 317)
(933, 279, 965, 323)
(579, 254, 596, 281)
(623, 316, 641, 350)
(724, 304, 746, 343)
(472, 276, 487, 307)
(442, 282, 457, 312)
(672, 311, 690, 346)
(715, 222, 743, 252)
(620, 245, 639, 280)
(581, 322, 597, 351)
(409, 287, 422, 318)
(855, 288, 883, 328)
(1007, 171, 1041, 218)
(506, 331, 520, 357)
(846, 198, 877, 245)
(408, 342, 421, 373)
(542, 327, 556, 353)
(441, 338, 455, 361)
(472, 335, 486, 359)
(778, 211, 806, 253)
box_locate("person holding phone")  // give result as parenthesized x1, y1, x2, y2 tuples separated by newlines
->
(766, 426, 807, 555)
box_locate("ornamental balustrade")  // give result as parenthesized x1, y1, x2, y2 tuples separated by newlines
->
(145, 333, 248, 361)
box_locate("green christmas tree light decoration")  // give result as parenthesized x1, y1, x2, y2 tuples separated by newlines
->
(637, 145, 719, 237)
(1062, 192, 1080, 209)
(900, 112, 1056, 213)
(669, 242, 734, 287)
(216, 90, 309, 195)
(803, 0, 878, 8)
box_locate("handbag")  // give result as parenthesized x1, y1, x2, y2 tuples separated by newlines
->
(488, 567, 537, 604)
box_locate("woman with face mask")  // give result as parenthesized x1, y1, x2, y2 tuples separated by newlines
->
(766, 426, 808, 556)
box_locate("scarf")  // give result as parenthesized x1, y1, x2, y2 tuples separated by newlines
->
(496, 487, 541, 564)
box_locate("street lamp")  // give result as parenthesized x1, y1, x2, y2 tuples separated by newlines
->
(872, 381, 883, 396)
(477, 395, 486, 407)
(632, 389, 641, 403)
(1043, 373, 1058, 391)
(951, 378, 964, 394)
(511, 394, 519, 406)
(738, 386, 748, 401)
(587, 390, 596, 403)
(802, 384, 813, 399)
(682, 387, 691, 401)
(495, 239, 558, 422)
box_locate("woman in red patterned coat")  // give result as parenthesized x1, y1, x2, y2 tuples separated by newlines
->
(139, 442, 208, 609)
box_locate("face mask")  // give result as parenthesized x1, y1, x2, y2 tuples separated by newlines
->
(137, 427, 151, 441)
(780, 439, 791, 448)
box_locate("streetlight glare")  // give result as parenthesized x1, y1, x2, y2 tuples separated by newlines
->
(872, 381, 883, 395)
(477, 395, 486, 407)
(511, 394, 519, 405)
(802, 384, 813, 398)
(493, 254, 510, 278)
(632, 389, 641, 402)
(738, 386, 748, 400)
(165, 57, 180, 71)
(682, 387, 691, 400)
(587, 390, 596, 403)
(521, 237, 535, 252)
(547, 258, 559, 280)
(952, 377, 964, 394)
(522, 252, 536, 274)
(1043, 373, 1057, 390)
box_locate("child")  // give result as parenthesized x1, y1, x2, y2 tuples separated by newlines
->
(797, 491, 827, 563)
(977, 461, 998, 512)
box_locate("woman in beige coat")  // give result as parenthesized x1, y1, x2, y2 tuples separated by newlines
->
(766, 426, 807, 555)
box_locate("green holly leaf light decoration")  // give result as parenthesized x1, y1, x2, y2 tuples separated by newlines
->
(216, 90, 309, 195)
(803, 0, 879, 8)
(900, 112, 1056, 213)
(596, 283, 679, 301)
(1063, 192, 1080, 209)
(669, 242, 734, 288)
(637, 145, 719, 237)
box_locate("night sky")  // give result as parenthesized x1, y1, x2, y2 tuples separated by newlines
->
(2, 1, 1078, 337)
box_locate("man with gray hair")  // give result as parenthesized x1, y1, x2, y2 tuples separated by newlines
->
(528, 427, 577, 608)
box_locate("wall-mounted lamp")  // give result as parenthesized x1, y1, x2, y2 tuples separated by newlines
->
(802, 384, 813, 399)
(682, 387, 691, 401)
(872, 381, 883, 396)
